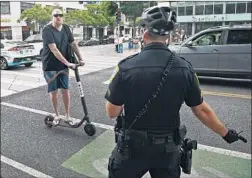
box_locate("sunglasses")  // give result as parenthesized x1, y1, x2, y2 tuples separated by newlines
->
(53, 14, 63, 18)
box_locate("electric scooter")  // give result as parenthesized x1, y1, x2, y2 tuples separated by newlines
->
(44, 53, 96, 136)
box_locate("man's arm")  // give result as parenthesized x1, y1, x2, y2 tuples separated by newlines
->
(48, 43, 71, 66)
(71, 41, 84, 62)
(42, 29, 71, 67)
(191, 101, 228, 137)
(184, 70, 228, 137)
(106, 101, 123, 119)
(105, 66, 124, 119)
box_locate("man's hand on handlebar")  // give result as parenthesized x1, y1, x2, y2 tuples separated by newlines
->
(79, 60, 85, 66)
(222, 129, 247, 144)
(68, 63, 76, 70)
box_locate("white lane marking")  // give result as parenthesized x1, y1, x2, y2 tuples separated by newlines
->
(103, 80, 110, 84)
(202, 167, 231, 178)
(1, 78, 46, 87)
(1, 102, 251, 160)
(1, 155, 54, 178)
(1, 89, 17, 97)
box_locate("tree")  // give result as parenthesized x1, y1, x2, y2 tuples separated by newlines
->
(20, 4, 52, 32)
(100, 1, 118, 16)
(120, 1, 157, 36)
(99, 1, 118, 35)
(120, 2, 144, 37)
(85, 4, 109, 27)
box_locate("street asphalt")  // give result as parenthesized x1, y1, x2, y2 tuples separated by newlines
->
(1, 50, 251, 177)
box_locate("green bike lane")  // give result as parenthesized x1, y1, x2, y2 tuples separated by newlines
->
(1, 68, 251, 178)
(1, 104, 250, 178)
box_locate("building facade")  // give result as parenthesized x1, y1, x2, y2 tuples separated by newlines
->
(0, 1, 111, 41)
(158, 1, 251, 37)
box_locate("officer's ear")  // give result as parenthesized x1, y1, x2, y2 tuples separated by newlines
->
(143, 30, 149, 41)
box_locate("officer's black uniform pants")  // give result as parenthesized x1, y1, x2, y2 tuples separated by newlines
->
(108, 143, 181, 178)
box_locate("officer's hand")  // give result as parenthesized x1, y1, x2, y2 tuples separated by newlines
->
(222, 129, 239, 144)
(79, 60, 85, 66)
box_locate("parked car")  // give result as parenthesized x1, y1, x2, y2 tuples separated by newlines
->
(0, 40, 37, 70)
(78, 38, 100, 46)
(169, 24, 252, 81)
(123, 34, 131, 42)
(99, 35, 114, 44)
(24, 34, 43, 57)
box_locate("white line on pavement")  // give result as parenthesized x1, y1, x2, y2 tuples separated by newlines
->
(1, 89, 17, 97)
(1, 155, 54, 178)
(1, 101, 251, 160)
(202, 167, 231, 178)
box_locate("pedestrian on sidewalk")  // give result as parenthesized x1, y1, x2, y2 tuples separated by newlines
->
(118, 34, 124, 53)
(114, 35, 119, 53)
(105, 6, 243, 178)
(41, 9, 85, 126)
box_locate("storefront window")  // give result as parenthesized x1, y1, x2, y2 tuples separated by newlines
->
(0, 27, 12, 40)
(66, 8, 76, 13)
(22, 26, 31, 41)
(178, 7, 185, 16)
(205, 5, 213, 15)
(247, 2, 251, 13)
(185, 6, 193, 15)
(236, 3, 246, 13)
(0, 2, 10, 14)
(195, 5, 204, 15)
(170, 6, 177, 16)
(214, 4, 223, 14)
(21, 2, 34, 13)
(226, 3, 236, 14)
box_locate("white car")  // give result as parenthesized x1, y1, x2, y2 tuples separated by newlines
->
(0, 40, 38, 70)
(123, 35, 131, 42)
(24, 34, 43, 57)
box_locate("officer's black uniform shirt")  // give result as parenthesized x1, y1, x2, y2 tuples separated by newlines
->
(105, 42, 203, 131)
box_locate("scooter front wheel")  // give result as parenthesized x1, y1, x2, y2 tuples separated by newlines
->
(44, 115, 54, 128)
(84, 123, 96, 136)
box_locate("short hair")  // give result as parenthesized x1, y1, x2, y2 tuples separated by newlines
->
(51, 9, 63, 16)
(145, 30, 169, 41)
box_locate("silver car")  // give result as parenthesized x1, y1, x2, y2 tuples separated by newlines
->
(169, 24, 251, 82)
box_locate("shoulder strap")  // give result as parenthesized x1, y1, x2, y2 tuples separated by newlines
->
(125, 52, 176, 131)
(62, 24, 71, 43)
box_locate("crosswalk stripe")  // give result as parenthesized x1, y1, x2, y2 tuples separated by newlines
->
(1, 89, 17, 97)
(1, 55, 120, 97)
(1, 70, 42, 78)
(1, 78, 46, 87)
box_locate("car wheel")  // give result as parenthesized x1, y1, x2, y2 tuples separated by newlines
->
(24, 63, 33, 67)
(0, 57, 8, 70)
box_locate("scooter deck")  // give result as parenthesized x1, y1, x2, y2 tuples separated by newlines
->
(53, 119, 79, 128)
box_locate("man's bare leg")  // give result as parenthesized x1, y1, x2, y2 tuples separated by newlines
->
(61, 89, 70, 118)
(50, 90, 60, 124)
(50, 90, 59, 115)
(61, 89, 79, 125)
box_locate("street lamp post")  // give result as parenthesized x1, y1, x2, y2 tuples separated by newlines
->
(116, 2, 120, 36)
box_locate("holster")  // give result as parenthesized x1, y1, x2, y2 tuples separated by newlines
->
(174, 124, 187, 145)
(178, 125, 197, 175)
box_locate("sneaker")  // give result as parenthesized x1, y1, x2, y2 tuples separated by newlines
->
(52, 115, 60, 125)
(64, 116, 80, 126)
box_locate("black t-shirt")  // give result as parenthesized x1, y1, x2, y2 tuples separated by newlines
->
(41, 24, 74, 71)
(105, 42, 203, 131)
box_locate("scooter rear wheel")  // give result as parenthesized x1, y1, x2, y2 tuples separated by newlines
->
(44, 115, 54, 128)
(84, 123, 96, 136)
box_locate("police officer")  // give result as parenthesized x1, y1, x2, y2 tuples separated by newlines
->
(105, 6, 243, 178)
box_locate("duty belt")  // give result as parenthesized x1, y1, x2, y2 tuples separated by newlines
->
(115, 129, 175, 145)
